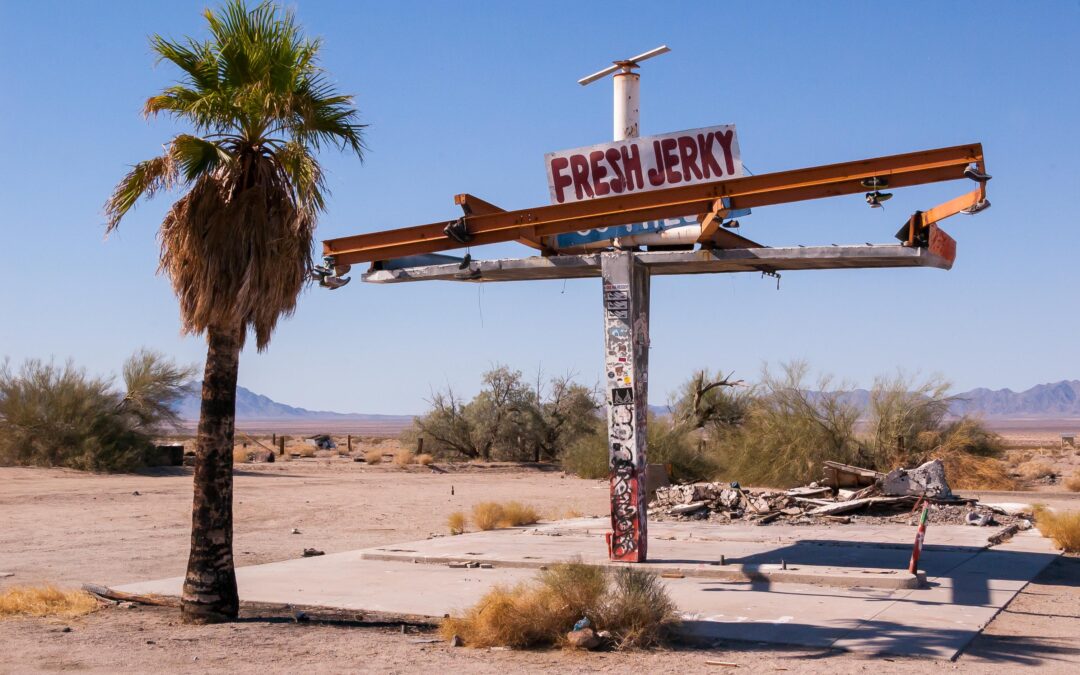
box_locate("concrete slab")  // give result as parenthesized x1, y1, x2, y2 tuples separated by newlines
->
(113, 521, 1059, 660)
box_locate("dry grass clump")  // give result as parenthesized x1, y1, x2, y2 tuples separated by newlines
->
(1065, 469, 1080, 492)
(500, 501, 540, 527)
(394, 448, 415, 466)
(939, 451, 1018, 490)
(469, 501, 541, 530)
(363, 448, 383, 464)
(232, 446, 251, 464)
(1033, 506, 1080, 552)
(415, 453, 434, 466)
(0, 586, 100, 619)
(447, 511, 467, 535)
(439, 563, 677, 650)
(1017, 460, 1055, 481)
(471, 502, 504, 531)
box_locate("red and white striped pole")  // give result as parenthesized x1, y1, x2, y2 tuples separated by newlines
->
(908, 504, 930, 574)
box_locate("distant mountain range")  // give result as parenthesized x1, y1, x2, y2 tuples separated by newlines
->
(174, 383, 413, 422)
(175, 380, 1080, 421)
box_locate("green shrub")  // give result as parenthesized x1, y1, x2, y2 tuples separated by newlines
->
(0, 350, 192, 472)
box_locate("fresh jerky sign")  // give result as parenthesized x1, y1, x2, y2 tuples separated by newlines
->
(544, 125, 742, 205)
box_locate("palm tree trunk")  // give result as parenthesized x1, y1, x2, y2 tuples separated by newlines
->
(181, 326, 241, 623)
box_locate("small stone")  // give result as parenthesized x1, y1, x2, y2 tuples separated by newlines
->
(302, 548, 325, 557)
(132, 491, 141, 496)
(449, 634, 464, 647)
(294, 611, 309, 623)
(118, 602, 137, 610)
(566, 627, 600, 650)
(0, 572, 13, 578)
(291, 528, 301, 534)
(1017, 519, 1033, 531)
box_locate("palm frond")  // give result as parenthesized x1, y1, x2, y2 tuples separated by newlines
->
(104, 154, 178, 232)
(172, 135, 232, 181)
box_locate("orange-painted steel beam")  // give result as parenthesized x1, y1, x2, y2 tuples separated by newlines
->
(695, 198, 728, 243)
(324, 144, 984, 266)
(455, 193, 547, 251)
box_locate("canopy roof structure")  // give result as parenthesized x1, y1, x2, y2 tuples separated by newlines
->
(319, 140, 990, 564)
(321, 142, 988, 276)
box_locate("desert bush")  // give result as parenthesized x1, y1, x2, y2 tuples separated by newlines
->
(363, 448, 383, 464)
(416, 453, 434, 466)
(938, 451, 1017, 490)
(561, 431, 608, 479)
(0, 585, 100, 618)
(232, 446, 251, 464)
(711, 362, 861, 487)
(471, 502, 504, 530)
(1065, 469, 1080, 492)
(394, 447, 415, 466)
(439, 562, 676, 650)
(414, 366, 599, 462)
(447, 511, 467, 535)
(595, 567, 679, 649)
(670, 369, 752, 431)
(647, 417, 719, 482)
(0, 351, 192, 472)
(1033, 507, 1080, 552)
(1017, 460, 1055, 481)
(500, 501, 540, 527)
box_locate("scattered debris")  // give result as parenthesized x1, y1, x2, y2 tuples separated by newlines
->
(306, 434, 337, 450)
(822, 461, 882, 489)
(302, 548, 325, 557)
(652, 460, 1028, 528)
(566, 627, 600, 650)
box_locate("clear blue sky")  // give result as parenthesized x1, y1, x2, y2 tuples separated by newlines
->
(1, 1, 1078, 414)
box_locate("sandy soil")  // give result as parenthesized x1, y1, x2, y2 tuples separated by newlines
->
(0, 462, 1077, 673)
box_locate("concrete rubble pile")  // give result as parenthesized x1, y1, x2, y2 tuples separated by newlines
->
(650, 459, 1033, 529)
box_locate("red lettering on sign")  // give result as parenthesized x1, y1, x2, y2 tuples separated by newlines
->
(678, 136, 703, 180)
(606, 148, 625, 193)
(550, 157, 572, 203)
(647, 140, 665, 187)
(715, 128, 736, 175)
(621, 145, 643, 190)
(590, 150, 610, 197)
(661, 137, 681, 184)
(698, 132, 723, 179)
(570, 154, 594, 200)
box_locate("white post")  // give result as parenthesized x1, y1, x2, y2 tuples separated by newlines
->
(613, 67, 640, 141)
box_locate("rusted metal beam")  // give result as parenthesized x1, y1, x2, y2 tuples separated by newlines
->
(455, 193, 547, 251)
(696, 199, 728, 243)
(324, 144, 984, 266)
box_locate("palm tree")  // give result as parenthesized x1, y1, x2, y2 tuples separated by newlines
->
(105, 1, 364, 623)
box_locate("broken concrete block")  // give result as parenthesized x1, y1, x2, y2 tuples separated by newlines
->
(965, 512, 992, 527)
(883, 459, 952, 499)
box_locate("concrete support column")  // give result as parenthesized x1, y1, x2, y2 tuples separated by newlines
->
(601, 251, 650, 562)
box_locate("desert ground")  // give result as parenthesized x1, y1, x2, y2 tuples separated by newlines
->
(1, 431, 1078, 674)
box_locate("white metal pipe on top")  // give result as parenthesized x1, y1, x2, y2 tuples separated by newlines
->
(613, 68, 640, 141)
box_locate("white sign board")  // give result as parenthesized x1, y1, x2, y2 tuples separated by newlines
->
(544, 125, 742, 205)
